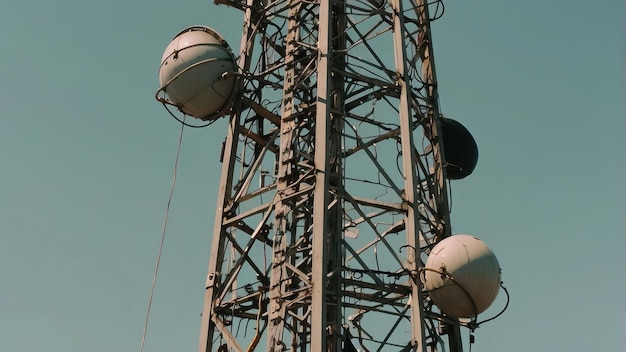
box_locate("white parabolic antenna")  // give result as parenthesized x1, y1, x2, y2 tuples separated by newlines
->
(158, 26, 237, 120)
(424, 234, 501, 318)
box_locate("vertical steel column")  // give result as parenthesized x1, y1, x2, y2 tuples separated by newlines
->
(198, 0, 260, 350)
(266, 1, 302, 348)
(389, 0, 427, 349)
(414, 1, 462, 349)
(310, 0, 331, 344)
(414, 0, 451, 235)
(311, 0, 344, 350)
(198, 114, 241, 352)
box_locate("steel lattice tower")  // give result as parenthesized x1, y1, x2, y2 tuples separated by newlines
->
(197, 0, 463, 350)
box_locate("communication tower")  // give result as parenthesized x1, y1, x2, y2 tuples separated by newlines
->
(156, 0, 507, 351)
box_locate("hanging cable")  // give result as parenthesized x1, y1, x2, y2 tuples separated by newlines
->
(139, 115, 186, 352)
(475, 283, 510, 327)
(162, 103, 220, 128)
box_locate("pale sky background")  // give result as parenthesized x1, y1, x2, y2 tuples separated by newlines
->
(0, 0, 623, 351)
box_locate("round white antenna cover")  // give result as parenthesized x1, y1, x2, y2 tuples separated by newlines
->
(158, 26, 237, 120)
(424, 235, 501, 318)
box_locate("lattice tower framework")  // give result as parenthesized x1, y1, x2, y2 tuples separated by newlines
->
(198, 0, 463, 350)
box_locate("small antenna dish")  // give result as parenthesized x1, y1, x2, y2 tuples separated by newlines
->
(441, 118, 479, 180)
(157, 26, 238, 120)
(423, 234, 501, 318)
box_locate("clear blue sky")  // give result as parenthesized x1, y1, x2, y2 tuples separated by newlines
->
(0, 0, 623, 351)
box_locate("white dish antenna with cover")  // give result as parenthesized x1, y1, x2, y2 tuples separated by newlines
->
(423, 234, 502, 318)
(156, 26, 238, 121)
